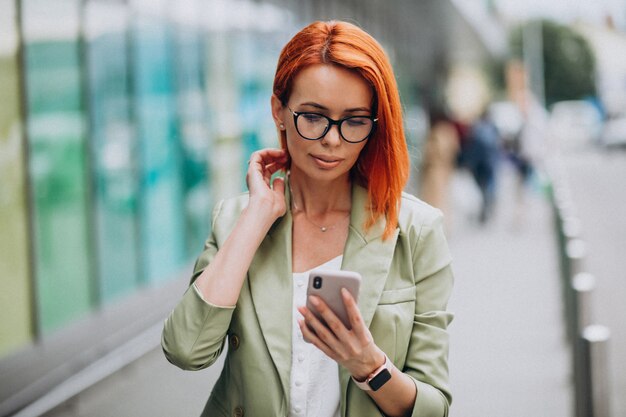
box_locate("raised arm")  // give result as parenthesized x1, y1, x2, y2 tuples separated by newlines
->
(194, 149, 287, 305)
(161, 148, 287, 370)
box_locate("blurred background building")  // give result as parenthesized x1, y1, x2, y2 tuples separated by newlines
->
(1, 0, 625, 416)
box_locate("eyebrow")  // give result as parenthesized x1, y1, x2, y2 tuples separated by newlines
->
(298, 102, 371, 113)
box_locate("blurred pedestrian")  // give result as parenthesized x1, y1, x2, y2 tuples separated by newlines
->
(507, 96, 549, 228)
(162, 20, 454, 417)
(464, 109, 501, 224)
(420, 108, 460, 232)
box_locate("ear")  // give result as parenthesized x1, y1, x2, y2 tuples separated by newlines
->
(271, 94, 286, 130)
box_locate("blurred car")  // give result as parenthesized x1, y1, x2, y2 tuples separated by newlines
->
(600, 116, 626, 149)
(549, 100, 603, 150)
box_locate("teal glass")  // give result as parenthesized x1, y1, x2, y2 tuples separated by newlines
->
(85, 1, 141, 302)
(172, 25, 212, 257)
(132, 14, 185, 282)
(22, 0, 93, 333)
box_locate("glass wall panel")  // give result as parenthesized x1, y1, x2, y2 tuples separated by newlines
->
(85, 1, 140, 302)
(202, 2, 297, 200)
(131, 1, 185, 282)
(22, 0, 92, 333)
(171, 0, 213, 257)
(204, 30, 243, 202)
(235, 29, 287, 162)
(0, 0, 34, 357)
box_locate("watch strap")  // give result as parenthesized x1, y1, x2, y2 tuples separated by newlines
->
(351, 354, 391, 391)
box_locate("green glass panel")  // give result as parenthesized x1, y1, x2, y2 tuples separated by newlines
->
(0, 0, 34, 357)
(132, 16, 185, 282)
(23, 0, 92, 333)
(85, 1, 140, 302)
(172, 26, 212, 257)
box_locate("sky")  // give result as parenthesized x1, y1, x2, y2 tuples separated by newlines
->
(494, 0, 626, 28)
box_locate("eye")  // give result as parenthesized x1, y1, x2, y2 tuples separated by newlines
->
(301, 113, 324, 123)
(345, 117, 369, 127)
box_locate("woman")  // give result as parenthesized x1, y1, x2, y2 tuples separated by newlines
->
(162, 21, 454, 417)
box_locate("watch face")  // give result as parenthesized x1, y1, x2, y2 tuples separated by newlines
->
(369, 368, 392, 391)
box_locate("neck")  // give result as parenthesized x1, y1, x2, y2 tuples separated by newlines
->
(288, 170, 352, 215)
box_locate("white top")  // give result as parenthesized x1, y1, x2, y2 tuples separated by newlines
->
(289, 255, 343, 417)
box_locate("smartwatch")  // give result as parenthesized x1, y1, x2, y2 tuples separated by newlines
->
(351, 354, 392, 391)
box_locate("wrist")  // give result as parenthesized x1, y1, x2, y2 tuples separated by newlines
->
(352, 348, 386, 381)
(351, 353, 393, 392)
(246, 195, 284, 222)
(243, 199, 281, 225)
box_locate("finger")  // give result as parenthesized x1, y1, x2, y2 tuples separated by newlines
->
(297, 304, 342, 352)
(247, 149, 285, 171)
(272, 176, 285, 194)
(256, 148, 287, 167)
(265, 159, 288, 176)
(341, 288, 370, 343)
(250, 154, 287, 185)
(306, 297, 350, 343)
(298, 319, 338, 361)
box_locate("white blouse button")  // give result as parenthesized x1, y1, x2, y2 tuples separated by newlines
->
(294, 406, 302, 413)
(295, 380, 303, 387)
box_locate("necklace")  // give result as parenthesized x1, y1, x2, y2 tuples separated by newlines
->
(288, 182, 351, 232)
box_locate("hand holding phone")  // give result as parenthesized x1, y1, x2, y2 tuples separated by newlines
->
(306, 269, 361, 329)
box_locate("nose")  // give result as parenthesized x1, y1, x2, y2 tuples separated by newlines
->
(321, 123, 342, 146)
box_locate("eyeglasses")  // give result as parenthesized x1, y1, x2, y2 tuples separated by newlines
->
(288, 107, 378, 143)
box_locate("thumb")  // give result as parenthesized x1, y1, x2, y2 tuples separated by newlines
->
(272, 176, 285, 194)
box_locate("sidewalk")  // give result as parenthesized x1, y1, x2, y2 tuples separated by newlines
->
(39, 166, 572, 417)
(447, 166, 571, 417)
(561, 148, 626, 417)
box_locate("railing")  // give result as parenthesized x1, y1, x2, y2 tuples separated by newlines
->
(548, 160, 611, 417)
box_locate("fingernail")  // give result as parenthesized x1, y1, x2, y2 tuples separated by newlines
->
(309, 296, 319, 306)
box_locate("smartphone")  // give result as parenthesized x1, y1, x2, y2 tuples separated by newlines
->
(306, 269, 362, 329)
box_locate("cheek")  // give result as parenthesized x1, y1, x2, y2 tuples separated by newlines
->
(349, 143, 368, 164)
(285, 133, 309, 159)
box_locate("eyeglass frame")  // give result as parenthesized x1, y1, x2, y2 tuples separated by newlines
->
(288, 107, 378, 143)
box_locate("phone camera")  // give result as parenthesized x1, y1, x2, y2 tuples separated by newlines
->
(313, 276, 323, 289)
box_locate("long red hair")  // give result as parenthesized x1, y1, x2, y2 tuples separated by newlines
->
(273, 20, 409, 239)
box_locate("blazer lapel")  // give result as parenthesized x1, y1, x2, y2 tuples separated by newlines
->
(342, 184, 399, 327)
(247, 181, 293, 403)
(339, 184, 399, 408)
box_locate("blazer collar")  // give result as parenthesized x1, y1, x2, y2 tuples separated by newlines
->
(249, 175, 399, 406)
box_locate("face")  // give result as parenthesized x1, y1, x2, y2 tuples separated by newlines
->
(272, 64, 374, 183)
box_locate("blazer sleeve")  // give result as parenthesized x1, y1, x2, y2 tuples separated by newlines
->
(161, 199, 235, 371)
(405, 209, 455, 417)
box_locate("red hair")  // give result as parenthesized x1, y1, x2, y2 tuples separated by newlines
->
(273, 20, 409, 239)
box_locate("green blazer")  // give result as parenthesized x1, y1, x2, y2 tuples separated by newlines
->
(162, 182, 454, 417)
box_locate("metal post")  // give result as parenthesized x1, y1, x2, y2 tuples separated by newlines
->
(572, 273, 596, 417)
(580, 325, 612, 417)
(564, 238, 586, 342)
(572, 273, 595, 332)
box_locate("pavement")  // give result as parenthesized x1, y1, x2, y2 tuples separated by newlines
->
(446, 166, 571, 417)
(39, 164, 573, 417)
(560, 147, 626, 417)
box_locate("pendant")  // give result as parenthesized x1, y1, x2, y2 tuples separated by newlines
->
(320, 227, 327, 232)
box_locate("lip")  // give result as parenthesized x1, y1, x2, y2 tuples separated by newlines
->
(310, 154, 343, 169)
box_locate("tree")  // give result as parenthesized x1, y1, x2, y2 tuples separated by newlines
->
(510, 19, 597, 107)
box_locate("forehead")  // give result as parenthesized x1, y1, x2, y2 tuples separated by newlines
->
(289, 64, 373, 110)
